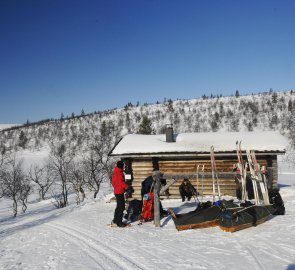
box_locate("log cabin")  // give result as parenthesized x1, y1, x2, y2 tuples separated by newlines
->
(109, 128, 287, 200)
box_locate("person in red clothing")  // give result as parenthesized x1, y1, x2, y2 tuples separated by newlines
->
(111, 160, 129, 227)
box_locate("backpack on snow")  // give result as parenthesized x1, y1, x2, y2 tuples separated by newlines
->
(268, 189, 285, 215)
(124, 199, 142, 222)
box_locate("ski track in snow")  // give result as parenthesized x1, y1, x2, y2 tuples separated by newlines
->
(244, 246, 265, 270)
(231, 220, 295, 270)
(0, 206, 70, 238)
(46, 223, 118, 269)
(46, 222, 146, 270)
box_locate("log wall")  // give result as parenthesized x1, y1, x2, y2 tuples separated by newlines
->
(128, 155, 278, 200)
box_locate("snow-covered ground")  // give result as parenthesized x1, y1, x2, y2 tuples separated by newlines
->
(1, 162, 295, 269)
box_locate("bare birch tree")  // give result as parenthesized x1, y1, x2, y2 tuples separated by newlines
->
(48, 143, 73, 207)
(84, 124, 115, 198)
(69, 160, 86, 204)
(19, 176, 32, 213)
(29, 164, 54, 201)
(0, 155, 29, 216)
(83, 147, 105, 198)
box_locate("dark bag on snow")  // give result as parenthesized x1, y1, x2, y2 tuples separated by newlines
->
(124, 199, 142, 222)
(268, 189, 285, 215)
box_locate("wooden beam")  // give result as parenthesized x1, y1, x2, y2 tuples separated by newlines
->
(153, 170, 161, 227)
(160, 178, 177, 195)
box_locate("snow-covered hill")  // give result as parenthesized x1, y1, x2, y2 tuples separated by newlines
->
(1, 90, 295, 154)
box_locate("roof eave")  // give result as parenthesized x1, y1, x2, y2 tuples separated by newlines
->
(109, 150, 286, 158)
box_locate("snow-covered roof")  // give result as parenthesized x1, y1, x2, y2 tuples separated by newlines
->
(110, 131, 288, 157)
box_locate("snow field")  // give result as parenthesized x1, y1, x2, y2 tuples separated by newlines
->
(1, 180, 295, 270)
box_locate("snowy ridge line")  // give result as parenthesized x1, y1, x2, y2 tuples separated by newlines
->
(46, 222, 147, 270)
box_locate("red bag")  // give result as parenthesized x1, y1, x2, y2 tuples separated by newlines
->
(141, 192, 154, 222)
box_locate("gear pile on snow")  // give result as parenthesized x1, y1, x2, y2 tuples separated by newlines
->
(170, 143, 285, 233)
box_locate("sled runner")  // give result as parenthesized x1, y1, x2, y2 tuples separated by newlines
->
(107, 223, 132, 228)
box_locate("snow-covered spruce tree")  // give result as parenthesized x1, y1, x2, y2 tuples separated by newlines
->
(138, 115, 154, 134)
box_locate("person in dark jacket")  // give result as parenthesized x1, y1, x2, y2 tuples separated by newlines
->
(179, 178, 196, 202)
(141, 175, 154, 199)
(141, 174, 168, 217)
(111, 160, 129, 227)
(141, 174, 169, 199)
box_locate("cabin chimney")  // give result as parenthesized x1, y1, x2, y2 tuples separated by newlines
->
(166, 124, 174, 142)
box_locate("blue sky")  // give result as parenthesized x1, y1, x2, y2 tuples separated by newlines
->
(0, 0, 294, 124)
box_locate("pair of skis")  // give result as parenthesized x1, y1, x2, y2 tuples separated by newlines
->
(236, 141, 270, 205)
(246, 149, 270, 205)
(235, 141, 248, 201)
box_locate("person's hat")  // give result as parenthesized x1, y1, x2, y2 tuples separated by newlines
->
(143, 193, 151, 201)
(117, 160, 124, 169)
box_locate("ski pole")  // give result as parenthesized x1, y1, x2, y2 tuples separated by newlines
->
(201, 165, 205, 203)
(196, 164, 200, 206)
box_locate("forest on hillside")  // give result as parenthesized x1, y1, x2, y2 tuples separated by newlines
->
(1, 90, 295, 153)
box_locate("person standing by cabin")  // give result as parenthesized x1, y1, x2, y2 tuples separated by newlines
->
(140, 174, 168, 219)
(111, 160, 129, 227)
(141, 173, 170, 199)
(179, 178, 196, 202)
(141, 175, 154, 199)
